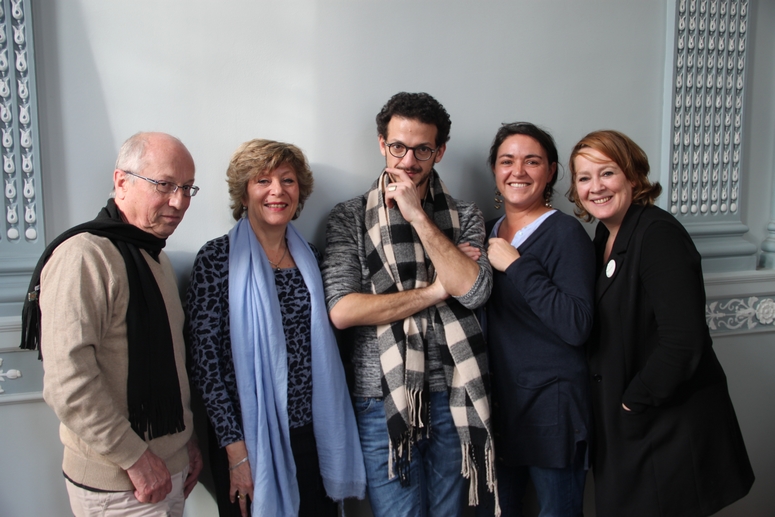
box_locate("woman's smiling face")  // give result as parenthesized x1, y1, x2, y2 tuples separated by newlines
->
(573, 147, 634, 231)
(492, 134, 556, 213)
(243, 164, 299, 232)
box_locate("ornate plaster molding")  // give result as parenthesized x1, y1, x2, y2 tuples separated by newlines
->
(661, 0, 756, 272)
(0, 356, 21, 393)
(668, 0, 748, 217)
(0, 0, 41, 243)
(0, 314, 20, 352)
(0, 0, 44, 318)
(706, 295, 775, 335)
(0, 390, 40, 405)
(704, 270, 775, 335)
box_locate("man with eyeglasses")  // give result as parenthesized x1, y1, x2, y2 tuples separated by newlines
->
(22, 132, 203, 517)
(321, 92, 497, 516)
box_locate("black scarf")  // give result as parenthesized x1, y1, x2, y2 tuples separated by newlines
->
(20, 199, 185, 440)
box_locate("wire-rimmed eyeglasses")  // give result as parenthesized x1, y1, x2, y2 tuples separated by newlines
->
(121, 170, 200, 197)
(385, 142, 438, 162)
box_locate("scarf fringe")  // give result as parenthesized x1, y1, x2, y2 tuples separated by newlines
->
(388, 387, 431, 487)
(460, 441, 501, 516)
(487, 440, 501, 517)
(407, 387, 425, 430)
(484, 441, 493, 490)
(462, 442, 479, 506)
(388, 431, 413, 487)
(128, 394, 186, 440)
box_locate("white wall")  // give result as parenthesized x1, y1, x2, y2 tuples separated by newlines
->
(35, 0, 673, 251)
(0, 1, 772, 515)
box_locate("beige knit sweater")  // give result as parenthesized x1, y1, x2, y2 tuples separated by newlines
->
(40, 233, 193, 491)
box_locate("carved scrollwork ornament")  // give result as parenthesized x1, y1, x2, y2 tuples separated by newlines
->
(0, 357, 23, 394)
(667, 0, 748, 220)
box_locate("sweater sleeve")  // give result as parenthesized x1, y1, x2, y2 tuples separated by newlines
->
(621, 221, 709, 411)
(321, 200, 366, 311)
(40, 236, 147, 470)
(186, 237, 244, 447)
(453, 201, 493, 310)
(503, 216, 595, 346)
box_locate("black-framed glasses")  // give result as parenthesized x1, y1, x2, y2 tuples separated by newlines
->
(385, 142, 438, 161)
(121, 170, 200, 197)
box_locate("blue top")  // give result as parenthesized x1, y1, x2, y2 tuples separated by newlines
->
(490, 209, 556, 248)
(485, 210, 595, 468)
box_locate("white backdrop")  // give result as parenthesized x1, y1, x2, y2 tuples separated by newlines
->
(36, 1, 676, 251)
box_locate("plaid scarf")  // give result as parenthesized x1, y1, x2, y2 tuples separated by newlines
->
(364, 170, 498, 512)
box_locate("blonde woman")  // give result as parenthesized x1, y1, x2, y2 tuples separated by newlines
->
(187, 140, 365, 517)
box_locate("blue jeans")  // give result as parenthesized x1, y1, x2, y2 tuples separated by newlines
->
(354, 391, 465, 517)
(476, 455, 586, 517)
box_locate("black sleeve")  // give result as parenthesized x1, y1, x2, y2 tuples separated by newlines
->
(622, 221, 709, 411)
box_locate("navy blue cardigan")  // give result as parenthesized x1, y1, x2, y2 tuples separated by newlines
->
(485, 210, 595, 468)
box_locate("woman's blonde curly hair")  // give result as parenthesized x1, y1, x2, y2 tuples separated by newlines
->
(226, 139, 314, 221)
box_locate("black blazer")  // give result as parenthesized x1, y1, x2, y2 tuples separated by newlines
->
(587, 204, 754, 517)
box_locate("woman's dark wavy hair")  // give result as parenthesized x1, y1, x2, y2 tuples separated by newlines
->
(567, 130, 662, 222)
(376, 92, 451, 148)
(487, 122, 559, 203)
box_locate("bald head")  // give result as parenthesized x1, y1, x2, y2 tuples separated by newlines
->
(115, 132, 193, 177)
(113, 132, 196, 238)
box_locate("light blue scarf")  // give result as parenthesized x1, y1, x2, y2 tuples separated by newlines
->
(229, 218, 366, 516)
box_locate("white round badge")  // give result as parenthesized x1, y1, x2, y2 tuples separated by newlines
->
(606, 259, 616, 278)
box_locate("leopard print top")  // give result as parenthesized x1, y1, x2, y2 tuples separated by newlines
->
(186, 235, 315, 448)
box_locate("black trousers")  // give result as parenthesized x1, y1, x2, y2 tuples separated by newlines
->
(209, 422, 338, 517)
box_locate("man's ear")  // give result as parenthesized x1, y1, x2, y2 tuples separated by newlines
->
(113, 169, 129, 199)
(379, 135, 387, 157)
(434, 143, 447, 164)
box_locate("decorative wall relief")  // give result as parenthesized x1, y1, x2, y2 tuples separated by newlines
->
(0, 356, 21, 394)
(0, 316, 41, 402)
(664, 0, 757, 272)
(0, 0, 44, 318)
(706, 296, 775, 334)
(669, 0, 748, 217)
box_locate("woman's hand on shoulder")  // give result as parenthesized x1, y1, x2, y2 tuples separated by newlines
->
(487, 237, 520, 272)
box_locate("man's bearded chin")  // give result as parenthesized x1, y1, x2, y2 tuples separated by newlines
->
(413, 170, 430, 191)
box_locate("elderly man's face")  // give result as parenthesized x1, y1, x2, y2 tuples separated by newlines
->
(114, 135, 196, 238)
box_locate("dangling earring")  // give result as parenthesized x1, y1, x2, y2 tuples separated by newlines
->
(494, 188, 503, 210)
(544, 186, 553, 208)
(241, 205, 247, 217)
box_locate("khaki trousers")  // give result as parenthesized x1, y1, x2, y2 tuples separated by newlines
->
(65, 466, 188, 517)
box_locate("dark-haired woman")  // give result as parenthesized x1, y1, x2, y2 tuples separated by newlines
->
(478, 123, 595, 517)
(568, 129, 754, 516)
